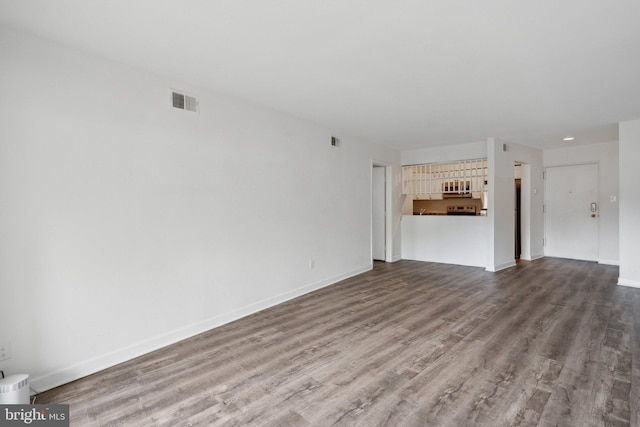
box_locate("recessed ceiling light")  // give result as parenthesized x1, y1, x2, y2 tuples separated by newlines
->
(563, 136, 575, 141)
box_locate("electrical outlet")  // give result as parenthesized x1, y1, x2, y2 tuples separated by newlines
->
(0, 342, 11, 361)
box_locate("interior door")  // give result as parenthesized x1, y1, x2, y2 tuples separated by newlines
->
(544, 163, 598, 261)
(372, 166, 386, 261)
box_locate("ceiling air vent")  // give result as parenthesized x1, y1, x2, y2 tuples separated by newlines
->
(170, 90, 198, 113)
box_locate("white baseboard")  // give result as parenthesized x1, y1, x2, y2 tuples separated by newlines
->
(522, 253, 544, 261)
(486, 260, 517, 272)
(391, 255, 402, 262)
(598, 259, 619, 266)
(30, 264, 372, 393)
(618, 277, 640, 288)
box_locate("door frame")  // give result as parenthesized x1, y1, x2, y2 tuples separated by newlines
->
(371, 160, 393, 262)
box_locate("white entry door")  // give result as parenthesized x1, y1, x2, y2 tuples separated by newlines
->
(545, 163, 599, 261)
(372, 166, 386, 261)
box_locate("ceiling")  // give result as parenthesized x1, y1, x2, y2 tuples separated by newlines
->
(1, 0, 639, 150)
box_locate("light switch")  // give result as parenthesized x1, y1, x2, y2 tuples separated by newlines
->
(610, 195, 617, 202)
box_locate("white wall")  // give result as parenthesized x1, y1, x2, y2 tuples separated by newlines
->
(543, 141, 619, 265)
(401, 141, 487, 165)
(402, 216, 488, 267)
(618, 120, 640, 287)
(0, 28, 401, 391)
(487, 139, 544, 271)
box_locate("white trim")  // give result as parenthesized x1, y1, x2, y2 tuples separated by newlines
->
(598, 259, 619, 266)
(30, 264, 372, 393)
(520, 253, 544, 261)
(486, 260, 517, 272)
(618, 277, 640, 288)
(391, 255, 402, 262)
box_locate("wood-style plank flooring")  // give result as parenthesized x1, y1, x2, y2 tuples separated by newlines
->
(36, 258, 640, 426)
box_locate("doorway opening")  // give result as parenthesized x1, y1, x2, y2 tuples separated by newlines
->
(513, 162, 533, 262)
(372, 162, 392, 262)
(514, 166, 522, 260)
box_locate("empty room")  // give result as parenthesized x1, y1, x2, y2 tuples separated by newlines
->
(1, 1, 639, 426)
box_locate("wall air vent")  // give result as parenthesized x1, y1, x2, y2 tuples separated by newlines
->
(170, 90, 198, 113)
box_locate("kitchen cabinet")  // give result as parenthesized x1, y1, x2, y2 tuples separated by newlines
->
(402, 158, 487, 198)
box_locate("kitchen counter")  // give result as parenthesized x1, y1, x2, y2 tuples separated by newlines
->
(413, 212, 447, 215)
(413, 212, 484, 216)
(401, 215, 488, 268)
